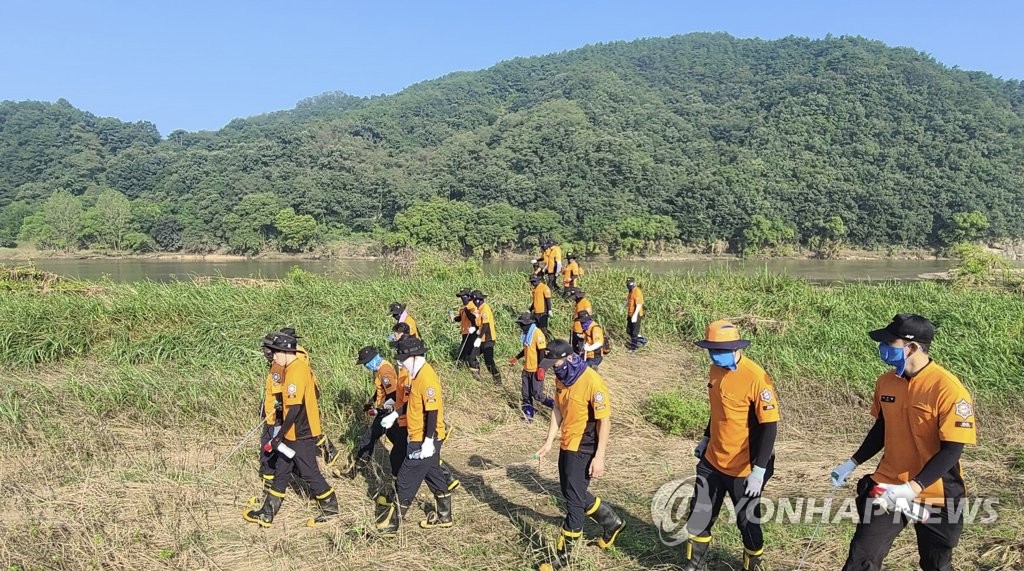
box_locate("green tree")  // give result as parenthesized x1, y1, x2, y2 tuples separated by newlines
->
(88, 188, 134, 250)
(275, 208, 319, 252)
(741, 215, 796, 256)
(940, 211, 989, 246)
(19, 190, 83, 251)
(0, 201, 35, 247)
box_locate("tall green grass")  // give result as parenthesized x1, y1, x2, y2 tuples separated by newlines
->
(2, 264, 1023, 418)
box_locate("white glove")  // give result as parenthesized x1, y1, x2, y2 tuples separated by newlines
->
(830, 458, 858, 487)
(382, 398, 395, 413)
(409, 437, 435, 460)
(473, 337, 482, 348)
(744, 465, 766, 497)
(379, 411, 399, 429)
(468, 327, 477, 334)
(872, 482, 919, 514)
(694, 436, 709, 459)
(631, 316, 638, 324)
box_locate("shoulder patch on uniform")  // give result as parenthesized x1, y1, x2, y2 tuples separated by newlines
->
(760, 388, 773, 403)
(594, 391, 605, 403)
(955, 421, 973, 429)
(272, 372, 281, 382)
(426, 387, 436, 398)
(382, 377, 391, 386)
(287, 384, 297, 396)
(954, 399, 973, 419)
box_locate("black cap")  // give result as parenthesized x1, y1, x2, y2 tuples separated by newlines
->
(516, 312, 536, 326)
(356, 345, 379, 365)
(576, 310, 591, 321)
(456, 288, 472, 298)
(566, 287, 584, 300)
(538, 339, 574, 369)
(278, 327, 302, 339)
(869, 314, 935, 344)
(392, 322, 411, 334)
(388, 302, 406, 316)
(394, 336, 427, 358)
(471, 290, 486, 300)
(529, 274, 542, 284)
(262, 332, 298, 353)
(626, 277, 636, 287)
(567, 252, 577, 259)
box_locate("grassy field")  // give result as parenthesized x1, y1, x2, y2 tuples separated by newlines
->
(1, 260, 1023, 570)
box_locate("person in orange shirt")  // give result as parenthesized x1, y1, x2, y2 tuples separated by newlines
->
(245, 331, 340, 528)
(567, 288, 592, 354)
(529, 274, 553, 338)
(451, 288, 478, 365)
(545, 240, 564, 293)
(509, 313, 554, 422)
(562, 252, 584, 290)
(625, 277, 647, 352)
(679, 321, 779, 571)
(354, 346, 398, 464)
(830, 314, 977, 571)
(388, 301, 419, 338)
(534, 339, 625, 570)
(377, 337, 455, 534)
(468, 290, 501, 383)
(576, 310, 608, 370)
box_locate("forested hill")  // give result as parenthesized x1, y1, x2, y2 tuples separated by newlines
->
(2, 33, 1024, 255)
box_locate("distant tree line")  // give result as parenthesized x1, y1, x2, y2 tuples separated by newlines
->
(2, 33, 1022, 256)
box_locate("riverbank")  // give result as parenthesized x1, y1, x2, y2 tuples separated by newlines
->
(2, 269, 1021, 570)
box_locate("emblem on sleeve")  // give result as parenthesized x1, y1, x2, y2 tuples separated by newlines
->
(382, 377, 391, 386)
(287, 384, 297, 396)
(426, 387, 436, 398)
(594, 392, 605, 403)
(760, 389, 773, 403)
(954, 399, 973, 419)
(272, 372, 281, 382)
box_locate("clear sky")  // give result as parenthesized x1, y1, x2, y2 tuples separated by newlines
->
(2, 1, 1021, 135)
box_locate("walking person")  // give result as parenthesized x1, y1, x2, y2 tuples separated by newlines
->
(377, 337, 456, 534)
(534, 339, 625, 570)
(389, 302, 419, 338)
(353, 346, 398, 464)
(576, 310, 608, 370)
(545, 240, 564, 294)
(568, 288, 592, 355)
(679, 321, 779, 571)
(468, 290, 501, 383)
(625, 277, 647, 352)
(831, 314, 977, 571)
(509, 313, 553, 423)
(530, 274, 553, 339)
(562, 252, 584, 290)
(451, 288, 478, 365)
(245, 331, 340, 528)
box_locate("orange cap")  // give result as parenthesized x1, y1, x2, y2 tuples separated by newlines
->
(694, 320, 751, 350)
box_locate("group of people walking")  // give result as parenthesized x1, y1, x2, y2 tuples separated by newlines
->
(240, 245, 977, 571)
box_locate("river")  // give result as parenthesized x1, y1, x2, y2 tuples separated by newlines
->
(18, 257, 965, 283)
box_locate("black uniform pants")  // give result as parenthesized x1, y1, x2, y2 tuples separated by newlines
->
(534, 312, 550, 337)
(842, 475, 963, 571)
(387, 425, 408, 478)
(469, 341, 499, 376)
(270, 437, 331, 497)
(685, 458, 773, 551)
(521, 370, 546, 409)
(627, 317, 643, 349)
(396, 439, 447, 505)
(457, 333, 476, 363)
(546, 272, 560, 292)
(356, 409, 388, 458)
(558, 448, 598, 532)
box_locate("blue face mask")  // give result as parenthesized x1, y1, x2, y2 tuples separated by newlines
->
(709, 349, 737, 371)
(364, 354, 384, 372)
(554, 356, 588, 386)
(878, 343, 907, 376)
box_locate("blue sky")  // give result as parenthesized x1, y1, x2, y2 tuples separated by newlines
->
(2, 1, 1021, 135)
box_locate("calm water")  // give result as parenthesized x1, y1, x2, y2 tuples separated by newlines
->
(18, 257, 961, 283)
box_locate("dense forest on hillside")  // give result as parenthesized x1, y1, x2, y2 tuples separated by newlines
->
(1, 33, 1023, 256)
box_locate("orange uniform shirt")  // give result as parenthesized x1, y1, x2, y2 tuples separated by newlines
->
(476, 302, 497, 342)
(563, 260, 583, 287)
(583, 322, 606, 359)
(402, 314, 420, 338)
(522, 328, 548, 373)
(546, 245, 562, 273)
(705, 356, 780, 477)
(373, 362, 399, 408)
(870, 361, 976, 503)
(279, 355, 323, 441)
(627, 287, 645, 318)
(532, 282, 552, 314)
(572, 298, 593, 334)
(263, 346, 312, 423)
(405, 362, 447, 442)
(459, 301, 478, 335)
(395, 367, 411, 428)
(555, 367, 611, 452)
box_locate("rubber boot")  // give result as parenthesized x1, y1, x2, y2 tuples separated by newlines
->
(439, 459, 461, 492)
(587, 497, 625, 549)
(522, 404, 536, 424)
(375, 486, 394, 507)
(491, 371, 502, 384)
(376, 501, 410, 536)
(541, 528, 581, 570)
(541, 396, 554, 409)
(743, 547, 766, 571)
(243, 490, 284, 527)
(681, 534, 712, 571)
(419, 492, 454, 529)
(470, 368, 482, 381)
(307, 489, 340, 527)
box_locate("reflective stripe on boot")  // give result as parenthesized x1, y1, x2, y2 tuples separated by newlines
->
(376, 501, 409, 536)
(439, 459, 461, 492)
(243, 489, 284, 528)
(682, 534, 712, 571)
(307, 489, 340, 527)
(743, 547, 766, 571)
